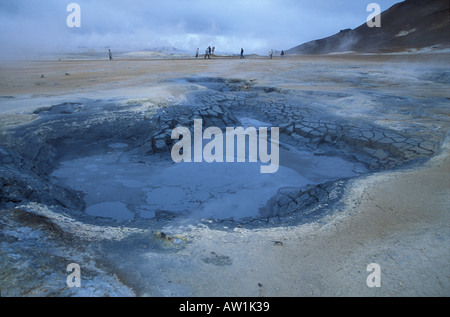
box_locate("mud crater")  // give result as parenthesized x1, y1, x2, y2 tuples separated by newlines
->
(0, 77, 443, 228)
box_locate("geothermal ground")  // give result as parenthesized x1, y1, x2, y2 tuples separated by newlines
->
(0, 54, 449, 296)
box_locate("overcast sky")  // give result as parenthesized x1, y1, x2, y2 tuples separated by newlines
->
(0, 0, 402, 59)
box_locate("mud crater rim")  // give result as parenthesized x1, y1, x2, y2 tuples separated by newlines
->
(1, 77, 442, 228)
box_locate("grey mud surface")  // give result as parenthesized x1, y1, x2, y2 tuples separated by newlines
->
(0, 56, 449, 296)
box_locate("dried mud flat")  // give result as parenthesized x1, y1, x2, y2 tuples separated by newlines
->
(0, 54, 449, 296)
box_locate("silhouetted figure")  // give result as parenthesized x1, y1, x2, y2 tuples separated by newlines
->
(240, 48, 244, 59)
(269, 49, 273, 59)
(204, 48, 210, 59)
(195, 48, 199, 58)
(108, 49, 113, 61)
(281, 50, 285, 59)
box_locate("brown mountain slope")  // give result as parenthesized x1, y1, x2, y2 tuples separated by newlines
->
(287, 0, 450, 54)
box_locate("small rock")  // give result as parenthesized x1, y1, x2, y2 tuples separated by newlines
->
(152, 138, 167, 152)
(155, 231, 166, 239)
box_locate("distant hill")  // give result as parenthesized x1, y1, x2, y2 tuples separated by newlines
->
(287, 0, 450, 54)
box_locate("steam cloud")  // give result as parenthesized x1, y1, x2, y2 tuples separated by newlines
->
(0, 0, 401, 59)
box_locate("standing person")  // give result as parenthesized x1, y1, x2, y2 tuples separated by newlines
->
(281, 50, 285, 59)
(208, 46, 212, 56)
(108, 49, 113, 61)
(269, 49, 273, 59)
(204, 47, 210, 59)
(240, 48, 244, 59)
(195, 48, 199, 58)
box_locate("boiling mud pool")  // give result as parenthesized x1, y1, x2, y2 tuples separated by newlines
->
(50, 138, 366, 221)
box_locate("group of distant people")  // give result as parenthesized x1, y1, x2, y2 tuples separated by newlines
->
(107, 47, 286, 61)
(196, 46, 216, 59)
(269, 49, 285, 59)
(194, 47, 286, 59)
